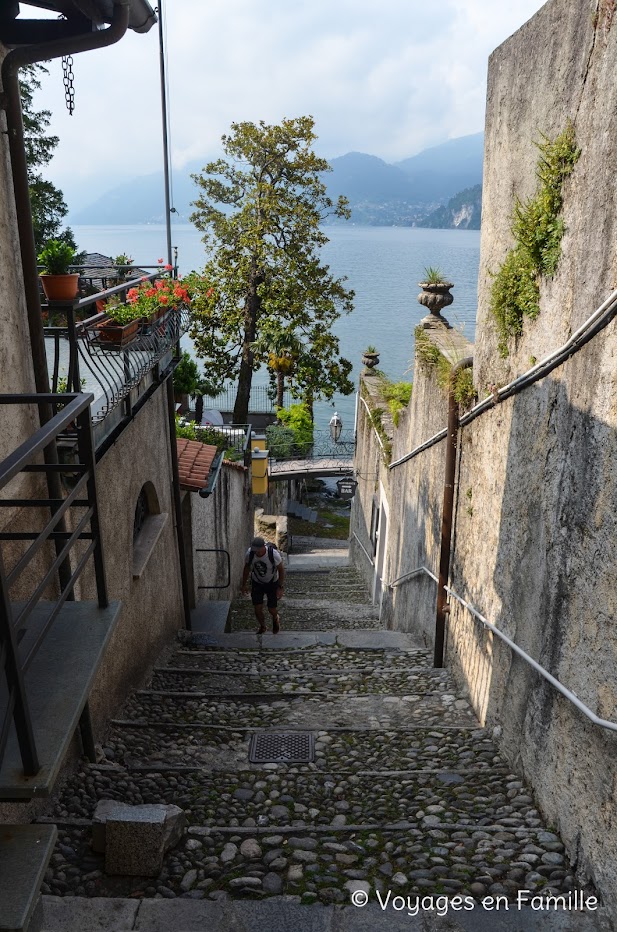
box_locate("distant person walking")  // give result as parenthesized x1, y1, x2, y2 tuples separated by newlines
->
(241, 536, 285, 634)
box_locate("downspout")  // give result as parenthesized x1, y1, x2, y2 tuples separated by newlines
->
(434, 355, 473, 668)
(0, 0, 130, 403)
(166, 374, 193, 630)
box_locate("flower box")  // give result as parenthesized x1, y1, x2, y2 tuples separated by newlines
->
(96, 318, 140, 348)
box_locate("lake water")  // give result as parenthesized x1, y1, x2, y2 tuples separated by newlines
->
(72, 224, 480, 430)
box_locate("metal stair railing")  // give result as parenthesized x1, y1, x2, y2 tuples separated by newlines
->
(388, 565, 617, 734)
(0, 392, 107, 776)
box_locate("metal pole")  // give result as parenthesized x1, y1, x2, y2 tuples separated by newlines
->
(158, 0, 173, 267)
(166, 374, 192, 629)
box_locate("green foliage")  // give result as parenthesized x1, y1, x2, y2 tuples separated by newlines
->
(20, 65, 76, 254)
(364, 344, 378, 354)
(422, 266, 449, 284)
(103, 301, 142, 326)
(173, 352, 200, 395)
(414, 328, 476, 409)
(265, 424, 297, 459)
(38, 239, 77, 275)
(376, 373, 412, 426)
(267, 403, 315, 458)
(276, 403, 314, 446)
(490, 121, 580, 356)
(189, 116, 354, 421)
(175, 417, 229, 451)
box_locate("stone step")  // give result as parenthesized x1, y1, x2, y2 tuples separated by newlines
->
(166, 645, 433, 672)
(41, 896, 613, 931)
(38, 822, 578, 912)
(149, 668, 450, 695)
(118, 687, 477, 730)
(228, 599, 380, 631)
(47, 764, 552, 834)
(0, 824, 57, 932)
(182, 630, 424, 652)
(96, 724, 499, 773)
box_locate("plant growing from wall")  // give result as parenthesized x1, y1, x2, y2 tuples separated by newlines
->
(414, 328, 477, 410)
(375, 373, 412, 426)
(359, 381, 393, 464)
(490, 121, 580, 357)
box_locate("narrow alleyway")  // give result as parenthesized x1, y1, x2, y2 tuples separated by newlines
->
(39, 539, 608, 930)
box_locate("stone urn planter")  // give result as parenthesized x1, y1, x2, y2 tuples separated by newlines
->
(362, 350, 380, 374)
(417, 281, 454, 328)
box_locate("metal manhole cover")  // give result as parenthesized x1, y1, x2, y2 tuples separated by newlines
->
(249, 732, 314, 764)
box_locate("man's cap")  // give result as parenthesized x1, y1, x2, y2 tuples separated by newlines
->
(251, 536, 266, 552)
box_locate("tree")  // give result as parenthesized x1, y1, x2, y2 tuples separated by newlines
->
(189, 116, 355, 423)
(20, 64, 77, 253)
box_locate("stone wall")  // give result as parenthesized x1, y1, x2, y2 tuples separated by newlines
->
(188, 461, 253, 603)
(77, 386, 185, 729)
(355, 0, 617, 906)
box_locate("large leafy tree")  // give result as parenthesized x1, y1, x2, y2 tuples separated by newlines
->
(189, 116, 354, 423)
(20, 64, 77, 253)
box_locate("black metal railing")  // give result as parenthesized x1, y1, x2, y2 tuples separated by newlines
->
(267, 428, 356, 463)
(0, 393, 106, 776)
(43, 269, 189, 445)
(189, 384, 292, 415)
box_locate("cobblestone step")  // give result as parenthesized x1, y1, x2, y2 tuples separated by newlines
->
(39, 818, 582, 905)
(118, 691, 478, 730)
(98, 726, 496, 773)
(228, 599, 380, 631)
(166, 646, 433, 671)
(150, 668, 451, 695)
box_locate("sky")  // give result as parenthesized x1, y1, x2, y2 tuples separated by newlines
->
(26, 0, 548, 209)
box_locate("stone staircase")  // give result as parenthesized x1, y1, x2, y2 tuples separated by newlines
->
(35, 541, 612, 930)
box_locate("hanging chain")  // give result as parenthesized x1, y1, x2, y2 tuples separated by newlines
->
(62, 54, 75, 115)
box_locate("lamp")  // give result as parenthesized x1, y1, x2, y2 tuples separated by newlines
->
(329, 412, 342, 443)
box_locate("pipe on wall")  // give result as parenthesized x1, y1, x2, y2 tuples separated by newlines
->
(434, 355, 473, 668)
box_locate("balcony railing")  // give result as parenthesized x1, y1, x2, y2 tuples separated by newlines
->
(0, 393, 107, 779)
(43, 269, 189, 448)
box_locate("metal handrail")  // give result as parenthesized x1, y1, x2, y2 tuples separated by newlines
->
(0, 393, 108, 775)
(389, 566, 438, 587)
(389, 565, 617, 734)
(351, 531, 374, 567)
(358, 395, 386, 454)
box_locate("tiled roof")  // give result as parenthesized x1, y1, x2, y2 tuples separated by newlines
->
(79, 253, 149, 292)
(177, 438, 218, 493)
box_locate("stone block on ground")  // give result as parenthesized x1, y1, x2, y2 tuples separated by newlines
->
(94, 802, 185, 877)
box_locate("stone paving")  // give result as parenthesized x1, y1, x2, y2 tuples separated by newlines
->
(39, 539, 600, 923)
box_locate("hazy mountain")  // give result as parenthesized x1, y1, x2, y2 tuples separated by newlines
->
(69, 134, 484, 226)
(395, 133, 484, 202)
(418, 184, 482, 230)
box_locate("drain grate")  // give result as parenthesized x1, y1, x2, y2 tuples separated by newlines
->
(249, 732, 314, 764)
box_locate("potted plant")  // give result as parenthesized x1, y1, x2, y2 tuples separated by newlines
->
(173, 351, 200, 413)
(418, 266, 454, 319)
(362, 344, 380, 373)
(38, 239, 79, 301)
(96, 300, 142, 348)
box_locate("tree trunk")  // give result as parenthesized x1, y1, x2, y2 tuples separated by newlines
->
(276, 371, 285, 409)
(233, 268, 262, 424)
(195, 393, 204, 425)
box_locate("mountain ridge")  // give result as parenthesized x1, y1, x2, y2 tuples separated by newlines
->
(69, 133, 484, 227)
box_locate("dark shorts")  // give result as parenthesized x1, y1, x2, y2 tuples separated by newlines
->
(251, 579, 278, 608)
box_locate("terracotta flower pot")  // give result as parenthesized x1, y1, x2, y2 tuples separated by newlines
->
(40, 273, 80, 302)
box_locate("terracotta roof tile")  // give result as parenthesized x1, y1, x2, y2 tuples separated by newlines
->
(176, 439, 219, 493)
